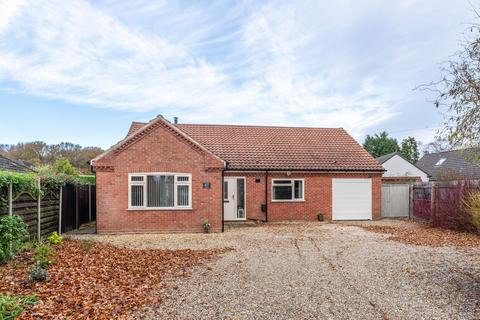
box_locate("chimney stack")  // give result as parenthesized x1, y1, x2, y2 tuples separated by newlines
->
(173, 117, 178, 124)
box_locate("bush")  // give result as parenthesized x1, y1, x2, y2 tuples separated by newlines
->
(0, 215, 29, 263)
(202, 219, 211, 233)
(53, 158, 78, 176)
(0, 294, 37, 319)
(29, 264, 49, 282)
(34, 243, 54, 268)
(316, 212, 324, 221)
(463, 191, 480, 233)
(47, 231, 63, 245)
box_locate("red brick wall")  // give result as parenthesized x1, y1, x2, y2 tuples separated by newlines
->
(224, 172, 382, 222)
(95, 124, 223, 234)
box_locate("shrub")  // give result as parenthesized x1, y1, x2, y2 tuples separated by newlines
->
(316, 212, 324, 221)
(47, 231, 63, 245)
(29, 264, 49, 282)
(0, 294, 37, 319)
(463, 191, 480, 233)
(0, 215, 29, 263)
(34, 243, 54, 268)
(53, 158, 78, 176)
(202, 219, 211, 233)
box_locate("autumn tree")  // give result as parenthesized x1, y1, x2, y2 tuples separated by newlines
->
(422, 136, 453, 154)
(363, 131, 399, 158)
(422, 12, 480, 161)
(2, 142, 103, 172)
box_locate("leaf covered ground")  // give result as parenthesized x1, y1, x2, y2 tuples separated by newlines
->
(0, 239, 231, 319)
(362, 224, 480, 247)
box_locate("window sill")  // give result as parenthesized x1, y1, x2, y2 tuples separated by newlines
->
(127, 207, 193, 211)
(271, 200, 305, 203)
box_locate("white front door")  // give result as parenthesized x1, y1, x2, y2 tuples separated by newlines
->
(223, 177, 246, 221)
(332, 178, 372, 220)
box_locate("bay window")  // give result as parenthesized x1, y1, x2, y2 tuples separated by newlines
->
(128, 173, 192, 209)
(272, 179, 304, 201)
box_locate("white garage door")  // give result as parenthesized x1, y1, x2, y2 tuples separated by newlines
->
(332, 178, 372, 220)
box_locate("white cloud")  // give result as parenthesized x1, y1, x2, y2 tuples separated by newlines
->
(0, 0, 472, 141)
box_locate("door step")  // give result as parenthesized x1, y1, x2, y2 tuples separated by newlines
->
(224, 220, 262, 230)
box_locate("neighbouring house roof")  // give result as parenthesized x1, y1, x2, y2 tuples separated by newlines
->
(375, 152, 398, 164)
(0, 155, 35, 173)
(416, 148, 480, 181)
(120, 118, 383, 171)
(376, 152, 430, 180)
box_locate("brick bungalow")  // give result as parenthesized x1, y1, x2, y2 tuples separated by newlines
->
(91, 115, 384, 233)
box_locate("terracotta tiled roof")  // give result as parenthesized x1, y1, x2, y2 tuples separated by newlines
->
(174, 124, 383, 171)
(127, 121, 147, 137)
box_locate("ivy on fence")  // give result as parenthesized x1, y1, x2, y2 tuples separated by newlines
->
(0, 172, 95, 203)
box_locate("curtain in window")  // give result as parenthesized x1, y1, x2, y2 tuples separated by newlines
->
(131, 185, 144, 206)
(147, 175, 174, 207)
(177, 185, 189, 206)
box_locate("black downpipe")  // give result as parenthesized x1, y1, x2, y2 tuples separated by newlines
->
(221, 169, 225, 232)
(265, 170, 268, 222)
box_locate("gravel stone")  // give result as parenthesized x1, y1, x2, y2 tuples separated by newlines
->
(71, 221, 480, 320)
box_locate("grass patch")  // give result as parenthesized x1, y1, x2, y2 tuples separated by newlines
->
(0, 294, 37, 319)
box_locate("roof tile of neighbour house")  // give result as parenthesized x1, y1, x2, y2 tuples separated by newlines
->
(0, 155, 35, 173)
(375, 152, 398, 164)
(102, 118, 384, 171)
(416, 148, 480, 181)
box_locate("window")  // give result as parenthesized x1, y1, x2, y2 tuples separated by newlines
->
(223, 181, 229, 201)
(272, 179, 304, 201)
(128, 173, 192, 209)
(435, 158, 446, 166)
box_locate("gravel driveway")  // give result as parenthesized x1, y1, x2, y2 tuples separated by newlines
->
(75, 221, 480, 320)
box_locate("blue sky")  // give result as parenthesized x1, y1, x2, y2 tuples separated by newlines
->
(0, 0, 474, 149)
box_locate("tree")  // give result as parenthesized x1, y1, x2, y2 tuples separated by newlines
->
(2, 142, 103, 173)
(422, 136, 454, 154)
(52, 158, 78, 176)
(422, 12, 480, 161)
(400, 137, 420, 163)
(363, 131, 399, 158)
(5, 141, 49, 166)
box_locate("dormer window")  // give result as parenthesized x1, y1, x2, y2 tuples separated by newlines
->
(435, 158, 446, 166)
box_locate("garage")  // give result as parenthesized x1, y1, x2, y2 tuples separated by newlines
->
(332, 178, 372, 220)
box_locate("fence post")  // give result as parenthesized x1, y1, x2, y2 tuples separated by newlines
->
(88, 184, 92, 222)
(59, 186, 63, 235)
(8, 183, 13, 216)
(408, 183, 413, 219)
(430, 182, 436, 224)
(37, 177, 41, 241)
(75, 185, 79, 229)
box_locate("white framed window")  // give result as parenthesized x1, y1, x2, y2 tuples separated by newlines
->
(128, 173, 192, 210)
(272, 179, 304, 201)
(435, 158, 446, 166)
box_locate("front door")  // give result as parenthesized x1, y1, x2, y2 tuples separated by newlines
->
(223, 177, 246, 221)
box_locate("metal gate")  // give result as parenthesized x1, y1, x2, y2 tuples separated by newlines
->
(381, 184, 410, 218)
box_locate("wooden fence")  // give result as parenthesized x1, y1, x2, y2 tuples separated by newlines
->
(412, 180, 479, 222)
(0, 184, 96, 240)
